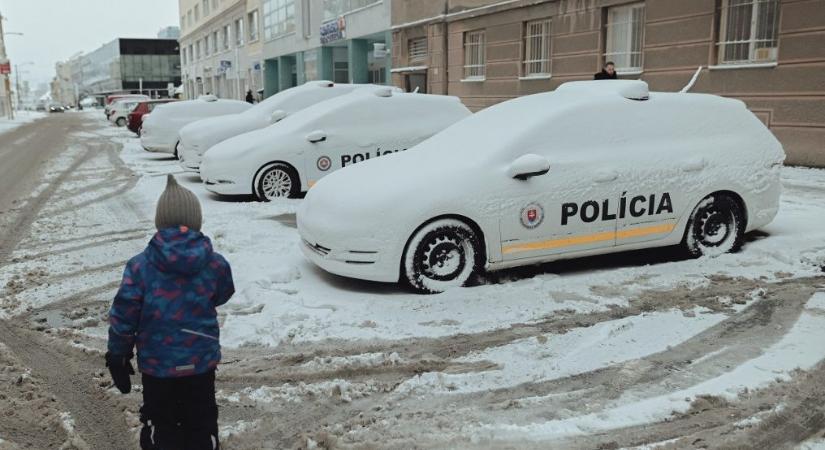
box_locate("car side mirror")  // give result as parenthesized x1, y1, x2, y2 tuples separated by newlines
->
(508, 154, 550, 180)
(270, 109, 287, 124)
(306, 130, 327, 143)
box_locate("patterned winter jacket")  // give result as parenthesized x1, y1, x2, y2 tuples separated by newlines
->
(108, 226, 234, 378)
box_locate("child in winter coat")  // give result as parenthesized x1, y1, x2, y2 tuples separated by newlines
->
(106, 175, 234, 450)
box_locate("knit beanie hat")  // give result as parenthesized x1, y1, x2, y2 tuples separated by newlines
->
(155, 174, 202, 231)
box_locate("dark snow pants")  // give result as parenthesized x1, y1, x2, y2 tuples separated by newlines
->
(140, 370, 219, 450)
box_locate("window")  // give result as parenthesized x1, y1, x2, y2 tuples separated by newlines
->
(323, 0, 381, 21)
(463, 30, 486, 80)
(181, 49, 187, 65)
(408, 37, 427, 64)
(204, 35, 211, 56)
(194, 4, 200, 21)
(717, 0, 780, 64)
(188, 11, 193, 27)
(212, 0, 218, 9)
(605, 3, 645, 73)
(196, 40, 202, 59)
(223, 24, 232, 50)
(203, 0, 210, 16)
(235, 18, 245, 46)
(188, 45, 194, 63)
(263, 0, 296, 40)
(213, 31, 219, 53)
(181, 16, 186, 31)
(523, 19, 552, 76)
(248, 10, 260, 41)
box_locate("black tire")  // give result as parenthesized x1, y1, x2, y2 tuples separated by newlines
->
(255, 163, 300, 201)
(683, 193, 745, 258)
(115, 117, 126, 127)
(402, 218, 483, 294)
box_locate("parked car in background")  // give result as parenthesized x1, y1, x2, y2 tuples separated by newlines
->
(108, 99, 142, 127)
(200, 88, 472, 201)
(297, 80, 786, 293)
(178, 81, 400, 171)
(127, 99, 178, 134)
(104, 94, 149, 118)
(140, 95, 252, 158)
(48, 103, 65, 113)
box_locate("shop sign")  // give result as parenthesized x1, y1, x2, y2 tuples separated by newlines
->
(320, 16, 346, 45)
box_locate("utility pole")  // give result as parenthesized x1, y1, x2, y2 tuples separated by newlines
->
(0, 10, 14, 119)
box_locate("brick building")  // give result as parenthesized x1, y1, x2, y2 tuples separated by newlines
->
(391, 0, 825, 166)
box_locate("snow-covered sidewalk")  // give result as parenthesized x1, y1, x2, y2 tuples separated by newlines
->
(0, 111, 47, 136)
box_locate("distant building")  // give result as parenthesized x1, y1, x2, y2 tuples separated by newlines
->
(58, 38, 182, 102)
(178, 0, 264, 100)
(158, 26, 182, 39)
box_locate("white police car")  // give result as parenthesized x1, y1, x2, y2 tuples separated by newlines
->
(140, 95, 251, 157)
(199, 88, 472, 200)
(178, 81, 393, 171)
(297, 80, 785, 293)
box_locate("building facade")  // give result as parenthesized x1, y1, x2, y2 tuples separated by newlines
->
(260, 0, 393, 96)
(54, 38, 182, 104)
(391, 0, 825, 167)
(179, 0, 265, 100)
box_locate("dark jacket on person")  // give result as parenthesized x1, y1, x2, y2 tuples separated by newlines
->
(594, 69, 618, 80)
(245, 91, 254, 104)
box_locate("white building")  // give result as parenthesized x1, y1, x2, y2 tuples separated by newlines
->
(179, 0, 264, 100)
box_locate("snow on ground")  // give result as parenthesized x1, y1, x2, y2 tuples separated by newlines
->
(466, 294, 825, 442)
(397, 307, 727, 396)
(0, 111, 46, 136)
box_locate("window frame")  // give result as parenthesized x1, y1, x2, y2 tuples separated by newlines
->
(463, 30, 486, 81)
(263, 0, 297, 41)
(248, 10, 260, 42)
(604, 2, 646, 74)
(716, 0, 781, 66)
(408, 37, 428, 64)
(522, 18, 552, 78)
(223, 24, 232, 50)
(235, 18, 245, 46)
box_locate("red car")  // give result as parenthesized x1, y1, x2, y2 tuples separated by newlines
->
(127, 99, 177, 135)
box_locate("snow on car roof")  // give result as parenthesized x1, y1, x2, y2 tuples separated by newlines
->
(150, 97, 251, 116)
(244, 82, 397, 117)
(263, 89, 465, 133)
(404, 80, 750, 164)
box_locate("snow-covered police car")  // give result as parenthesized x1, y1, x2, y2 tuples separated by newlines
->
(297, 80, 786, 293)
(199, 88, 472, 200)
(140, 95, 251, 157)
(178, 82, 396, 171)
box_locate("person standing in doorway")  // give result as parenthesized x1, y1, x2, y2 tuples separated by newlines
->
(245, 89, 254, 104)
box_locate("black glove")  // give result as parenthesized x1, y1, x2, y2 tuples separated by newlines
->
(105, 352, 135, 394)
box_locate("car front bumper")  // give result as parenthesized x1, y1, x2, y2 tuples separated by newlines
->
(298, 223, 399, 283)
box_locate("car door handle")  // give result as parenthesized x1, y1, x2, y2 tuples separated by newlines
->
(593, 170, 618, 183)
(681, 157, 706, 172)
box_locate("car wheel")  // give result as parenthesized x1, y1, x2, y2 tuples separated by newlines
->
(683, 193, 745, 258)
(403, 218, 483, 294)
(115, 117, 126, 127)
(256, 163, 300, 201)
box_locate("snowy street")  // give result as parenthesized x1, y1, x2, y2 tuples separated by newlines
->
(1, 111, 825, 449)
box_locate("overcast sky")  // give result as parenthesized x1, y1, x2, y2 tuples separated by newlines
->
(1, 0, 179, 88)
